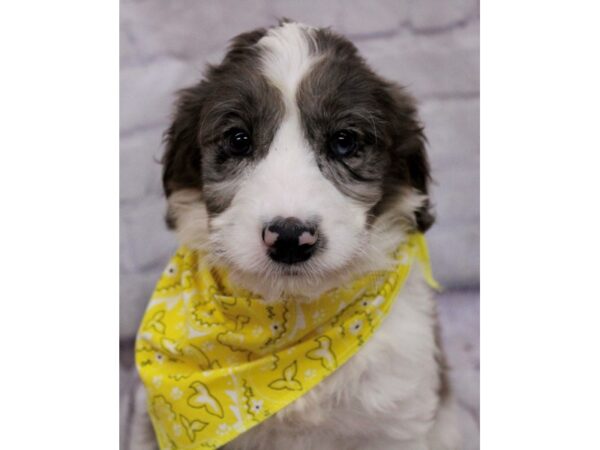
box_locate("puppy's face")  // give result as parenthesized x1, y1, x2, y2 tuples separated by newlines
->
(163, 22, 433, 298)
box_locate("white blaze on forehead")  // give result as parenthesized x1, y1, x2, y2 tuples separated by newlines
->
(250, 22, 338, 221)
(257, 22, 317, 109)
(246, 22, 365, 256)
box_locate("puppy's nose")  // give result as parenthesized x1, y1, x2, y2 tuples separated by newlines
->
(262, 217, 318, 264)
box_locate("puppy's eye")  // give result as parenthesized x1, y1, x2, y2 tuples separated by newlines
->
(329, 130, 358, 158)
(225, 128, 252, 156)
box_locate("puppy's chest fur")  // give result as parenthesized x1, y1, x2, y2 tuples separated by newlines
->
(223, 270, 444, 450)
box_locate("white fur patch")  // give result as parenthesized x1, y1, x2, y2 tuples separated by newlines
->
(167, 189, 210, 251)
(210, 109, 370, 298)
(257, 22, 318, 109)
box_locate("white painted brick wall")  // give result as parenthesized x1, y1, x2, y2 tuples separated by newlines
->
(120, 0, 480, 338)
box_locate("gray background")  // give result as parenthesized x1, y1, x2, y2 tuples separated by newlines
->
(120, 1, 479, 448)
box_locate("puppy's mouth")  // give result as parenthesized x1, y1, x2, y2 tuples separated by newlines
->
(269, 262, 310, 277)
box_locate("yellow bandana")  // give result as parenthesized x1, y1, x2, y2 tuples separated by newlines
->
(135, 233, 438, 449)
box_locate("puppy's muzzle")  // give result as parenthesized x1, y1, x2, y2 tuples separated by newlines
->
(262, 217, 319, 264)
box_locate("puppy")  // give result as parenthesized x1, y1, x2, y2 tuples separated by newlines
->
(131, 21, 460, 450)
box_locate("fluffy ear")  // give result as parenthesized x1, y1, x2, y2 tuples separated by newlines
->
(386, 84, 435, 232)
(162, 85, 205, 198)
(162, 27, 268, 200)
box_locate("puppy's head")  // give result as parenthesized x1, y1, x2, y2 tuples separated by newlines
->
(163, 22, 433, 299)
